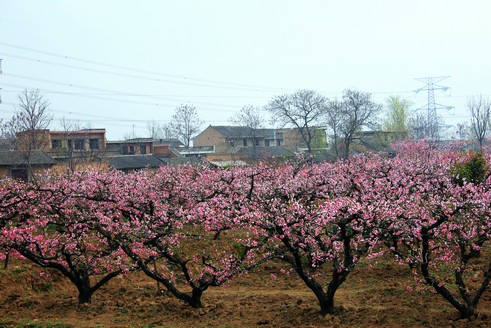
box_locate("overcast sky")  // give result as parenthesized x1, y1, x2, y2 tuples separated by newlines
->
(1, 1, 490, 140)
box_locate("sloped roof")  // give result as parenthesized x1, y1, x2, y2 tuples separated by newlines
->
(163, 157, 205, 166)
(107, 155, 166, 170)
(210, 160, 249, 167)
(0, 150, 58, 166)
(235, 146, 293, 157)
(208, 126, 276, 138)
(0, 139, 12, 151)
(153, 138, 184, 147)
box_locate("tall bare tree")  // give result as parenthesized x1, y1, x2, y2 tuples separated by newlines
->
(467, 95, 491, 148)
(323, 99, 345, 158)
(228, 105, 265, 159)
(265, 89, 328, 155)
(449, 122, 471, 141)
(409, 112, 443, 140)
(0, 89, 53, 178)
(147, 119, 174, 139)
(169, 104, 204, 149)
(336, 88, 382, 159)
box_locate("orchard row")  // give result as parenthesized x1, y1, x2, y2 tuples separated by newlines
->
(1, 140, 490, 319)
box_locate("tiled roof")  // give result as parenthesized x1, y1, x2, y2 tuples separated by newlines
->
(107, 154, 166, 170)
(235, 146, 293, 157)
(0, 150, 57, 166)
(209, 126, 276, 138)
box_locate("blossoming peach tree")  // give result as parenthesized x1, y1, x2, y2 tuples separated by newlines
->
(0, 171, 136, 304)
(379, 140, 491, 319)
(92, 165, 271, 308)
(239, 156, 390, 315)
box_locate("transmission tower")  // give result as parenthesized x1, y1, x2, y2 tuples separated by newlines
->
(414, 76, 454, 138)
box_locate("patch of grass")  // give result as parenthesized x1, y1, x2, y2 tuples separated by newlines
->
(9, 267, 27, 275)
(1, 320, 74, 328)
(40, 282, 54, 292)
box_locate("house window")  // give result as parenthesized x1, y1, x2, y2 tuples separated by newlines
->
(277, 139, 284, 146)
(243, 139, 247, 147)
(89, 139, 99, 150)
(265, 140, 270, 147)
(255, 139, 259, 146)
(74, 139, 84, 150)
(11, 168, 28, 181)
(129, 146, 134, 154)
(230, 140, 235, 147)
(140, 145, 147, 154)
(52, 139, 62, 149)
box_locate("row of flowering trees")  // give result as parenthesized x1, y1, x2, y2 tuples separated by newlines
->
(1, 140, 490, 319)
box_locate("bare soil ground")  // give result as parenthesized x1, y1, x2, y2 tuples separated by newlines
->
(1, 255, 490, 328)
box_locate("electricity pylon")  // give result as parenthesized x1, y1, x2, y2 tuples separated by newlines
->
(414, 76, 454, 139)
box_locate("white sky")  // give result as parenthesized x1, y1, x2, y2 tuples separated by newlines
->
(1, 0, 490, 140)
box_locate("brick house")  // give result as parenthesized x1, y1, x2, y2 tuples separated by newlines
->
(106, 138, 184, 158)
(47, 129, 107, 153)
(193, 125, 325, 160)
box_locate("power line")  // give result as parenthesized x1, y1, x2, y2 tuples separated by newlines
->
(0, 79, 244, 111)
(0, 42, 292, 92)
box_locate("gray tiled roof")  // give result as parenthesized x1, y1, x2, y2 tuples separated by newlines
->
(163, 157, 205, 166)
(153, 139, 184, 147)
(0, 150, 58, 166)
(209, 126, 276, 138)
(107, 155, 166, 170)
(235, 146, 293, 157)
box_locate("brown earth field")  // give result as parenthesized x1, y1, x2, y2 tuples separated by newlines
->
(1, 252, 491, 328)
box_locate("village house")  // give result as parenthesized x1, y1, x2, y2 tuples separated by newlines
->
(106, 138, 184, 158)
(193, 125, 326, 162)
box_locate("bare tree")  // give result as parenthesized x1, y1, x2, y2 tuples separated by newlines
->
(467, 95, 491, 148)
(228, 105, 265, 159)
(408, 112, 442, 140)
(55, 117, 80, 173)
(147, 119, 174, 139)
(337, 88, 382, 159)
(449, 122, 472, 141)
(169, 104, 204, 149)
(323, 99, 345, 158)
(265, 90, 328, 155)
(0, 89, 53, 178)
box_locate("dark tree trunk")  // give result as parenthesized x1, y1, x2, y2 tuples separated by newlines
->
(74, 272, 94, 305)
(118, 241, 207, 308)
(213, 229, 221, 240)
(189, 288, 203, 308)
(3, 252, 9, 270)
(77, 289, 93, 305)
(318, 297, 334, 316)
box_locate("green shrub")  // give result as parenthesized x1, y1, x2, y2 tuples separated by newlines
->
(451, 151, 489, 186)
